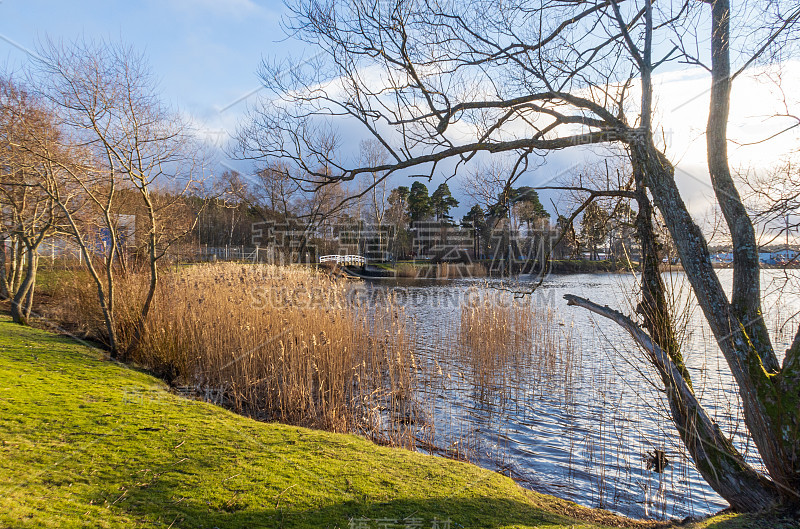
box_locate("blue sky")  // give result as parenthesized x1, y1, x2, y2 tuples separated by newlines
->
(1, 0, 290, 160)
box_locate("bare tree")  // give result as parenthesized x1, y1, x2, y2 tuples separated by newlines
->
(26, 39, 204, 357)
(240, 0, 800, 510)
(0, 76, 62, 323)
(359, 139, 391, 256)
(251, 163, 302, 222)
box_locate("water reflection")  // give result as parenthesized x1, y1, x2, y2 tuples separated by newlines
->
(356, 269, 800, 520)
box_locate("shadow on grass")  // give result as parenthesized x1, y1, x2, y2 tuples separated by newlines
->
(698, 513, 800, 529)
(116, 477, 611, 529)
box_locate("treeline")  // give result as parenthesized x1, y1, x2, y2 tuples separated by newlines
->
(194, 166, 648, 267)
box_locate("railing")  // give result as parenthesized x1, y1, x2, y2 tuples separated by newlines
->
(319, 254, 366, 266)
(200, 246, 260, 262)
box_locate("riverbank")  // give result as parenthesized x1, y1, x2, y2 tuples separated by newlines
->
(2, 315, 798, 528)
(0, 314, 646, 528)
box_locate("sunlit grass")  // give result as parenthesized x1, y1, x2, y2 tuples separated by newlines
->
(0, 314, 656, 529)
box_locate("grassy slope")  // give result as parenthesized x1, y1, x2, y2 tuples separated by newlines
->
(0, 316, 794, 529)
(0, 316, 636, 529)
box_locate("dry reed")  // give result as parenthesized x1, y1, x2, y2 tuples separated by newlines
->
(458, 291, 577, 400)
(395, 262, 488, 279)
(48, 264, 419, 444)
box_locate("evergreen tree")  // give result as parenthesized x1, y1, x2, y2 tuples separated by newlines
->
(512, 186, 549, 230)
(407, 181, 433, 222)
(430, 182, 459, 221)
(462, 204, 487, 259)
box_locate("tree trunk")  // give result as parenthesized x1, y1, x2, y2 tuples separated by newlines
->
(706, 0, 779, 374)
(0, 235, 10, 301)
(124, 221, 158, 360)
(22, 253, 37, 320)
(101, 254, 120, 357)
(633, 169, 683, 375)
(11, 247, 37, 325)
(632, 137, 800, 505)
(10, 236, 22, 294)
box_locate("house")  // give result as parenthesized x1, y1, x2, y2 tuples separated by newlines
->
(771, 248, 799, 264)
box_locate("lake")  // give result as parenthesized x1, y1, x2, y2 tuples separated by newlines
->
(351, 269, 800, 520)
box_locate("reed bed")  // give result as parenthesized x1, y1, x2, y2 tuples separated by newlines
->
(436, 262, 488, 278)
(458, 291, 578, 401)
(394, 262, 488, 279)
(47, 264, 419, 444)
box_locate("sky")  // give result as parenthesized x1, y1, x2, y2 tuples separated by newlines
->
(2, 1, 799, 238)
(0, 0, 289, 163)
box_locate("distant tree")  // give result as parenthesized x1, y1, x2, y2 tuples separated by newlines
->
(554, 215, 579, 259)
(407, 181, 433, 222)
(360, 140, 390, 257)
(386, 186, 410, 227)
(253, 163, 301, 222)
(512, 187, 549, 231)
(461, 204, 486, 259)
(607, 201, 637, 262)
(360, 139, 389, 225)
(580, 202, 608, 260)
(385, 186, 411, 259)
(431, 183, 459, 222)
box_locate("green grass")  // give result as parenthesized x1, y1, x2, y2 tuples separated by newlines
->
(690, 513, 800, 529)
(0, 315, 649, 529)
(0, 315, 794, 529)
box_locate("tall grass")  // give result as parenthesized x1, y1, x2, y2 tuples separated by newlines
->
(46, 264, 418, 444)
(459, 292, 577, 400)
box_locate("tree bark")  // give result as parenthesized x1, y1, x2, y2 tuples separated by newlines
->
(10, 236, 22, 294)
(0, 235, 10, 300)
(564, 294, 780, 510)
(11, 246, 37, 325)
(22, 252, 36, 320)
(632, 169, 684, 376)
(706, 0, 779, 373)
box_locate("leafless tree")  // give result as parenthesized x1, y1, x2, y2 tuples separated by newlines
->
(239, 0, 800, 510)
(0, 76, 63, 323)
(25, 39, 204, 357)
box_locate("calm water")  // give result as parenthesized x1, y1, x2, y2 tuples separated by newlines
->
(355, 269, 800, 520)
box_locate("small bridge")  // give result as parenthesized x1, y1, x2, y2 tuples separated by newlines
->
(319, 255, 366, 266)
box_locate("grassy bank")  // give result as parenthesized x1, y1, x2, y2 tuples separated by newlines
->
(2, 315, 798, 527)
(11, 266, 800, 528)
(0, 314, 651, 529)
